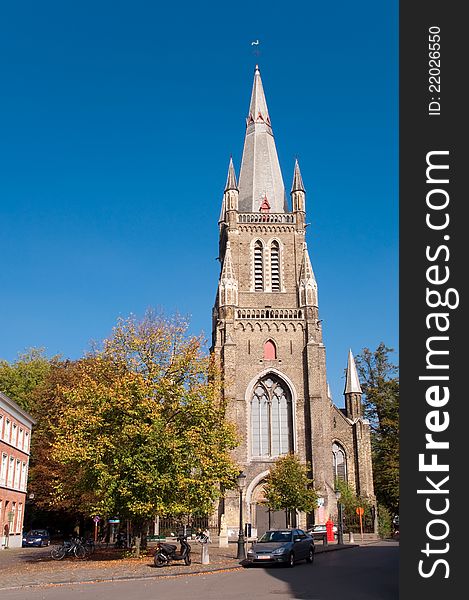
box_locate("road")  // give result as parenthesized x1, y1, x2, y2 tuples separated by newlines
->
(1, 540, 398, 600)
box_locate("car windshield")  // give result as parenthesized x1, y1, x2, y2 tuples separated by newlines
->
(258, 530, 292, 543)
(30, 530, 47, 536)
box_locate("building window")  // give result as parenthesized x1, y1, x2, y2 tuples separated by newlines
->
(0, 414, 3, 439)
(19, 428, 24, 450)
(254, 240, 264, 291)
(0, 453, 7, 486)
(14, 459, 21, 489)
(16, 503, 23, 534)
(263, 340, 277, 360)
(251, 374, 293, 458)
(270, 241, 280, 291)
(5, 419, 11, 443)
(21, 462, 27, 491)
(7, 456, 14, 487)
(333, 442, 347, 483)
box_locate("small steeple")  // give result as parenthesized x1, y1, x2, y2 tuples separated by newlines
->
(344, 349, 362, 394)
(225, 157, 238, 192)
(291, 159, 305, 193)
(299, 243, 318, 307)
(219, 157, 239, 226)
(291, 159, 306, 215)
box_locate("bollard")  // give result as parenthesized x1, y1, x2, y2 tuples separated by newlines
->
(349, 531, 355, 544)
(201, 543, 210, 564)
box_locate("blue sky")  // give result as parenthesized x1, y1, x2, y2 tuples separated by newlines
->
(0, 1, 398, 405)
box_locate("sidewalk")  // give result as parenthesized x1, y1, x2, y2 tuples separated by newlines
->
(0, 539, 363, 591)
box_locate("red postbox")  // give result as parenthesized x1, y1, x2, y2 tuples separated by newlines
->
(326, 518, 335, 543)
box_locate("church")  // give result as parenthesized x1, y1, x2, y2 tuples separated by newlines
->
(211, 66, 375, 538)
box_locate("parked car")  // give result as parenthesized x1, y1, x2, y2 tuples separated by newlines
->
(22, 529, 51, 547)
(306, 524, 338, 541)
(246, 528, 314, 567)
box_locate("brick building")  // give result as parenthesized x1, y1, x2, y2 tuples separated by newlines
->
(212, 66, 375, 537)
(0, 391, 35, 548)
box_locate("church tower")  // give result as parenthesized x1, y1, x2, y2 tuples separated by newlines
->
(212, 66, 374, 537)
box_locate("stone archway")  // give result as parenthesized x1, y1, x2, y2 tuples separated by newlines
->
(250, 479, 289, 538)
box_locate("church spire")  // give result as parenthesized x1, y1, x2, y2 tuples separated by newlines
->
(237, 65, 287, 214)
(344, 349, 363, 420)
(344, 349, 362, 394)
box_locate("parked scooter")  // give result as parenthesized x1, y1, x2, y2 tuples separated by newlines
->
(154, 535, 192, 567)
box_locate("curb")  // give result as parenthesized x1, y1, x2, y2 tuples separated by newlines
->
(0, 543, 363, 591)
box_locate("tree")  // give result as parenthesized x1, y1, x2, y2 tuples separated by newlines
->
(0, 348, 55, 413)
(355, 343, 399, 516)
(29, 311, 239, 553)
(263, 453, 318, 527)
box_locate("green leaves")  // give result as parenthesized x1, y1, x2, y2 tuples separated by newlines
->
(263, 453, 318, 515)
(28, 310, 238, 522)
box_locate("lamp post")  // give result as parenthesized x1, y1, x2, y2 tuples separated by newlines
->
(335, 489, 344, 545)
(236, 471, 247, 559)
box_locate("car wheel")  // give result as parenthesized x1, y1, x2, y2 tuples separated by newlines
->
(288, 552, 295, 568)
(306, 546, 315, 564)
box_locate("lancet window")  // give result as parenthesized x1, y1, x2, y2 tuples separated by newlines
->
(251, 375, 293, 458)
(332, 442, 347, 483)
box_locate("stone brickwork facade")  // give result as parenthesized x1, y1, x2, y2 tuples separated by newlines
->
(211, 66, 375, 538)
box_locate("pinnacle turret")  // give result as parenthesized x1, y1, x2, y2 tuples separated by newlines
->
(291, 159, 305, 193)
(299, 243, 318, 307)
(225, 157, 238, 191)
(218, 241, 238, 307)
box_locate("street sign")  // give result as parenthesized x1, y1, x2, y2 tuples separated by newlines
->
(108, 518, 120, 524)
(93, 516, 100, 523)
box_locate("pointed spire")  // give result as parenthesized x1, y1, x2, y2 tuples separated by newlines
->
(344, 349, 362, 394)
(248, 65, 271, 128)
(225, 157, 238, 191)
(291, 159, 305, 193)
(238, 65, 288, 213)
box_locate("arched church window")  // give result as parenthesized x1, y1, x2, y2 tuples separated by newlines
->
(263, 340, 277, 360)
(332, 442, 347, 483)
(270, 241, 280, 291)
(251, 374, 292, 458)
(254, 241, 264, 291)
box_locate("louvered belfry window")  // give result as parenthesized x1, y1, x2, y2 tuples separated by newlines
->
(254, 241, 264, 291)
(270, 241, 280, 291)
(251, 375, 293, 458)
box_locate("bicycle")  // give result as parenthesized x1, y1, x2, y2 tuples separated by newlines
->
(50, 537, 87, 560)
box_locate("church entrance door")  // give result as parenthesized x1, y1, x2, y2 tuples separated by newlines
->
(255, 505, 290, 536)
